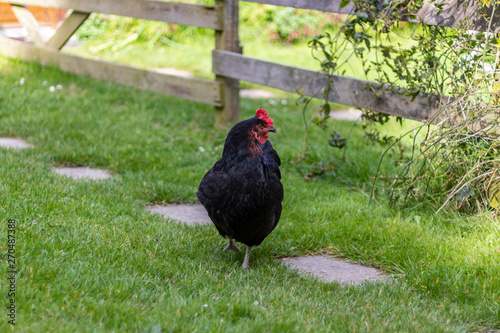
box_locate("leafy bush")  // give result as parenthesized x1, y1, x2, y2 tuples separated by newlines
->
(76, 4, 340, 45)
(264, 7, 322, 42)
(241, 4, 341, 43)
(302, 0, 500, 214)
(75, 13, 213, 44)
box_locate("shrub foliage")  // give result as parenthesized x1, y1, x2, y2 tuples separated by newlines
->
(303, 0, 500, 214)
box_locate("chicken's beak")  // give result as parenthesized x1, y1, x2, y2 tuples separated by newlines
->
(269, 126, 276, 133)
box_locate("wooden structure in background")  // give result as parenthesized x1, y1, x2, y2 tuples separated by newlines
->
(0, 3, 65, 28)
(0, 0, 498, 124)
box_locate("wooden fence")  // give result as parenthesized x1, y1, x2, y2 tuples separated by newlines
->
(0, 0, 498, 125)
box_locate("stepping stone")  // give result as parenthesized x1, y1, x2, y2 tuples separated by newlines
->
(283, 255, 390, 285)
(147, 204, 211, 226)
(1, 26, 55, 40)
(152, 68, 194, 78)
(52, 167, 112, 180)
(240, 89, 278, 99)
(330, 109, 363, 121)
(0, 138, 34, 149)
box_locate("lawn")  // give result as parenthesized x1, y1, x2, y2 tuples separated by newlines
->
(0, 48, 499, 333)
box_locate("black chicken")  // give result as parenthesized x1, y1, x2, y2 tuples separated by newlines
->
(197, 109, 283, 270)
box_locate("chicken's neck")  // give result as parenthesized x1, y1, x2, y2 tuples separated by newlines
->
(221, 123, 263, 155)
(222, 138, 262, 159)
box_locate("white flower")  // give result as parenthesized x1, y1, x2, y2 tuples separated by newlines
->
(281, 100, 288, 105)
(198, 147, 205, 153)
(20, 78, 25, 85)
(49, 86, 56, 92)
(56, 84, 63, 90)
(203, 304, 208, 308)
(269, 99, 278, 106)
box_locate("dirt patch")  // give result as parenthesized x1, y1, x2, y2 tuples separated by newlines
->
(146, 204, 211, 226)
(52, 167, 112, 180)
(0, 138, 34, 149)
(283, 255, 390, 285)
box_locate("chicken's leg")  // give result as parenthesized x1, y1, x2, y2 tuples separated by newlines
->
(241, 246, 252, 270)
(223, 237, 242, 252)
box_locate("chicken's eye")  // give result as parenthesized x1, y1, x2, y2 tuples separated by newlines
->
(259, 124, 265, 129)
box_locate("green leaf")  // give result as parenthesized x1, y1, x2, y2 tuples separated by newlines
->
(364, 38, 371, 52)
(339, 0, 351, 10)
(321, 103, 331, 115)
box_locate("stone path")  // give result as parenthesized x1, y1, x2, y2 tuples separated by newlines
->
(146, 204, 211, 226)
(0, 137, 34, 149)
(147, 204, 390, 283)
(240, 89, 278, 99)
(330, 109, 363, 121)
(153, 68, 194, 78)
(283, 255, 390, 285)
(52, 167, 112, 180)
(0, 137, 113, 179)
(2, 136, 387, 284)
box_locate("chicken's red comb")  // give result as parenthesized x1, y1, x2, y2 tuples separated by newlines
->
(256, 108, 273, 126)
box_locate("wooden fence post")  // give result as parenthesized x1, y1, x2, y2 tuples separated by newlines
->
(214, 0, 241, 127)
(45, 10, 90, 50)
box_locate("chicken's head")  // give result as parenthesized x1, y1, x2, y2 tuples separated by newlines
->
(252, 108, 276, 144)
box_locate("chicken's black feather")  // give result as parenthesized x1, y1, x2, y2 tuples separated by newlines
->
(197, 114, 283, 251)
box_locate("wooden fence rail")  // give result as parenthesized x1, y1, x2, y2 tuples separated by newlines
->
(5, 0, 222, 29)
(212, 50, 441, 122)
(0, 0, 498, 124)
(0, 35, 222, 105)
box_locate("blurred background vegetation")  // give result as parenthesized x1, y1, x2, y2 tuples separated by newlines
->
(68, 2, 351, 82)
(68, 1, 416, 86)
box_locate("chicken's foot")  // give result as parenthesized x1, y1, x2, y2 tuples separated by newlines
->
(223, 237, 242, 252)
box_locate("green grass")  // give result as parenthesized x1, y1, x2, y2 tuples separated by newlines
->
(0, 55, 499, 332)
